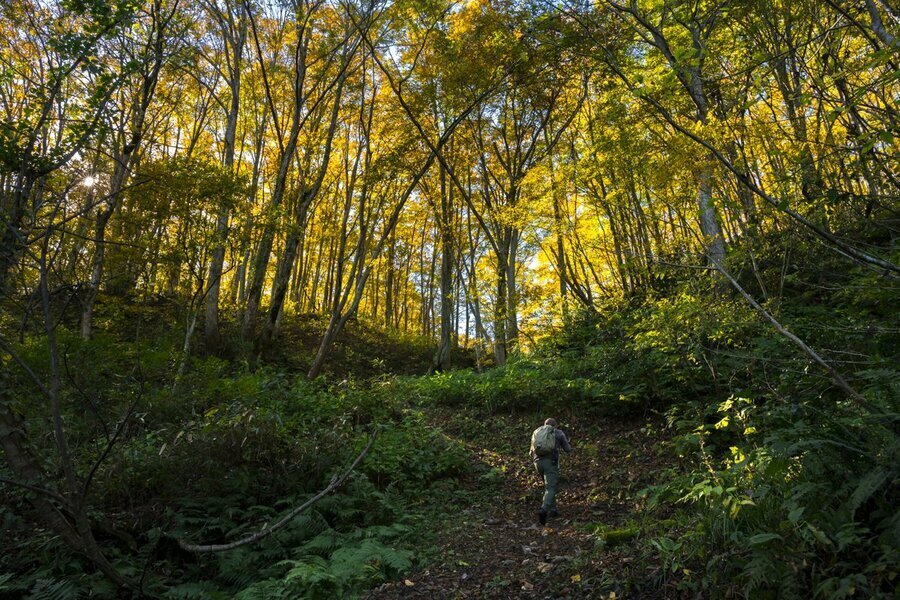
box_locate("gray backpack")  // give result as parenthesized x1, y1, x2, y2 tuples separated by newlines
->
(531, 425, 556, 457)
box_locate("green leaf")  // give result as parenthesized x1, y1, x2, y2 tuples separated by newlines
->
(748, 533, 782, 546)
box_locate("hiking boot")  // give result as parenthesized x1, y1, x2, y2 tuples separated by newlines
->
(538, 508, 547, 525)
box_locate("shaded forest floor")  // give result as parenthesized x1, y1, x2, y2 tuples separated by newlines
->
(369, 410, 676, 599)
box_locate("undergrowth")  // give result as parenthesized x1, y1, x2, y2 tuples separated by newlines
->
(2, 236, 898, 599)
(1, 341, 470, 599)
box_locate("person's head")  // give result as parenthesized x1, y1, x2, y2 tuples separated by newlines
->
(544, 418, 557, 427)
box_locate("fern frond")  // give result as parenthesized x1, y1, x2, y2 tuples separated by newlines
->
(162, 580, 225, 599)
(845, 467, 888, 517)
(24, 579, 80, 600)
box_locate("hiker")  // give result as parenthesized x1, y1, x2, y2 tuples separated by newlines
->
(530, 418, 572, 525)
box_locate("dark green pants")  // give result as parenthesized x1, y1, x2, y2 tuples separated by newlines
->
(535, 457, 559, 512)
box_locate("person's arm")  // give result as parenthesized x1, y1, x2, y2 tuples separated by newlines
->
(557, 430, 573, 453)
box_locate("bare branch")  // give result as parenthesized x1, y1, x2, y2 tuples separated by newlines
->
(708, 258, 879, 414)
(0, 477, 67, 504)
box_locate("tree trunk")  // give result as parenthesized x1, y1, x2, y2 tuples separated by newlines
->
(259, 228, 302, 347)
(80, 206, 114, 339)
(242, 146, 297, 339)
(866, 0, 897, 48)
(552, 182, 569, 319)
(204, 45, 243, 350)
(384, 233, 395, 328)
(505, 227, 519, 350)
(697, 156, 726, 267)
(493, 239, 509, 366)
(242, 13, 311, 341)
(80, 6, 165, 338)
(433, 168, 454, 371)
(260, 55, 347, 348)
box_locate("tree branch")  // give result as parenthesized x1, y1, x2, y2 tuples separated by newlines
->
(707, 258, 879, 414)
(0, 477, 67, 504)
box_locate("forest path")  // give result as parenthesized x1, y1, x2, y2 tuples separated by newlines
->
(368, 413, 672, 599)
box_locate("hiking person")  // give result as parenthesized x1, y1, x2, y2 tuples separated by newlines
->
(530, 418, 572, 525)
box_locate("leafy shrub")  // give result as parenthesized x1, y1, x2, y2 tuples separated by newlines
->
(362, 416, 469, 488)
(410, 290, 763, 418)
(644, 395, 899, 598)
(2, 329, 452, 599)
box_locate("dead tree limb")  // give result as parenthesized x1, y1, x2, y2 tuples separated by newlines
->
(178, 427, 379, 552)
(709, 259, 878, 414)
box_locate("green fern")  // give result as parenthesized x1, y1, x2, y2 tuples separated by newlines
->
(23, 579, 80, 600)
(327, 538, 412, 581)
(162, 580, 228, 600)
(845, 466, 888, 517)
(356, 522, 411, 540)
(214, 550, 259, 591)
(282, 556, 335, 587)
(741, 553, 782, 598)
(231, 578, 295, 600)
(301, 530, 342, 555)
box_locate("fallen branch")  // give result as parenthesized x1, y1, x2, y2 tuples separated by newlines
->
(178, 427, 379, 552)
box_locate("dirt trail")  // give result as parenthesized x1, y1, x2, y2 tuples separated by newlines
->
(369, 416, 671, 599)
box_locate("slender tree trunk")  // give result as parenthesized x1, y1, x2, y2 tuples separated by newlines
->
(308, 139, 442, 378)
(80, 206, 114, 339)
(242, 13, 311, 341)
(697, 156, 726, 267)
(205, 15, 245, 350)
(260, 54, 347, 348)
(0, 178, 30, 292)
(866, 0, 897, 48)
(242, 143, 299, 339)
(425, 221, 438, 337)
(384, 232, 395, 328)
(505, 227, 519, 349)
(552, 181, 569, 318)
(433, 166, 454, 370)
(493, 236, 509, 366)
(434, 230, 454, 370)
(80, 6, 166, 338)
